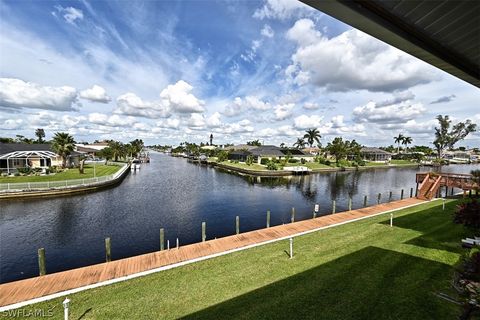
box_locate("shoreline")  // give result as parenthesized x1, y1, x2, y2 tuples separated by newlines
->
(0, 163, 131, 200)
(197, 160, 421, 177)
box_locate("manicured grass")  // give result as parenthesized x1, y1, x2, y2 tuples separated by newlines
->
(0, 165, 121, 183)
(219, 161, 267, 171)
(10, 199, 473, 319)
(303, 162, 333, 170)
(391, 159, 417, 165)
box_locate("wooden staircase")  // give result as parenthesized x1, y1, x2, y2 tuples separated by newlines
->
(417, 173, 442, 200)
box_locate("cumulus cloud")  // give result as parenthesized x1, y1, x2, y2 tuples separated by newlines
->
(261, 24, 274, 38)
(156, 118, 180, 129)
(79, 85, 111, 103)
(214, 119, 254, 134)
(53, 6, 84, 25)
(353, 100, 426, 124)
(430, 94, 456, 104)
(0, 118, 23, 130)
(293, 114, 323, 129)
(159, 80, 205, 113)
(114, 80, 203, 118)
(0, 78, 79, 111)
(285, 19, 439, 92)
(88, 113, 137, 127)
(253, 0, 312, 20)
(274, 103, 294, 121)
(222, 96, 271, 117)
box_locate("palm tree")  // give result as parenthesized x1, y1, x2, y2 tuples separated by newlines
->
(108, 141, 124, 162)
(394, 133, 405, 154)
(51, 132, 75, 168)
(35, 128, 45, 143)
(294, 138, 306, 149)
(303, 129, 321, 147)
(402, 136, 413, 153)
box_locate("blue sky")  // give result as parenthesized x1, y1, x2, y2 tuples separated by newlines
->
(0, 0, 479, 147)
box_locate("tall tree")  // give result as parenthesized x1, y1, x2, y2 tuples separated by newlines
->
(51, 132, 75, 168)
(303, 129, 321, 147)
(402, 136, 413, 153)
(108, 141, 124, 162)
(433, 115, 476, 159)
(293, 138, 306, 149)
(394, 133, 404, 154)
(129, 139, 144, 158)
(35, 128, 45, 143)
(326, 137, 349, 165)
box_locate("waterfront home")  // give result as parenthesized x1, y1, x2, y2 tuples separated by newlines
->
(228, 145, 314, 164)
(302, 147, 321, 156)
(0, 143, 81, 174)
(360, 147, 392, 163)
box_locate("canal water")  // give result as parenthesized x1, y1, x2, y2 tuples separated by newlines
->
(1, 153, 478, 283)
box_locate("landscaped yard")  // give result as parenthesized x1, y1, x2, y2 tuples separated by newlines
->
(11, 199, 475, 319)
(391, 159, 418, 165)
(0, 164, 122, 183)
(303, 162, 334, 170)
(219, 161, 267, 171)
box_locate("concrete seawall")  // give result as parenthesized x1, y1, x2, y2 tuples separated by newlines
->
(0, 163, 131, 200)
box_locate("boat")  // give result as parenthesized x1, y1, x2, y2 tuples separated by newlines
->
(131, 159, 141, 170)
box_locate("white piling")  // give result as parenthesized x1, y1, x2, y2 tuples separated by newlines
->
(167, 240, 170, 250)
(63, 298, 70, 320)
(390, 213, 393, 227)
(176, 238, 179, 249)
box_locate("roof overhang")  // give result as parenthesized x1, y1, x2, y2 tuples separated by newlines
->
(0, 151, 58, 159)
(300, 0, 480, 88)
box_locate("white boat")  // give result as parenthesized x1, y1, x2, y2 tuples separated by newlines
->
(449, 157, 470, 164)
(131, 159, 141, 170)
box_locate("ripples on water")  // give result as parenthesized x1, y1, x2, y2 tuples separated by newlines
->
(1, 152, 478, 283)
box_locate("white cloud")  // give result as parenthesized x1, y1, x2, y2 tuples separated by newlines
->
(115, 92, 170, 118)
(187, 113, 206, 129)
(159, 80, 205, 113)
(253, 0, 312, 20)
(286, 19, 439, 92)
(274, 103, 294, 121)
(293, 114, 323, 129)
(88, 113, 137, 127)
(261, 24, 274, 38)
(53, 6, 84, 25)
(303, 102, 320, 110)
(214, 119, 254, 134)
(79, 85, 111, 103)
(0, 78, 79, 111)
(156, 118, 180, 129)
(353, 100, 426, 124)
(206, 112, 222, 128)
(222, 96, 271, 117)
(0, 118, 23, 130)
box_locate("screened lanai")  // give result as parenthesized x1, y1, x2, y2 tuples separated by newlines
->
(0, 150, 60, 174)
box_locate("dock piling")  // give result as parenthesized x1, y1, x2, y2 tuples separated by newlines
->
(400, 189, 404, 200)
(202, 222, 206, 242)
(389, 191, 392, 202)
(291, 207, 295, 223)
(267, 210, 270, 228)
(348, 198, 352, 211)
(410, 187, 413, 198)
(363, 195, 368, 207)
(236, 216, 240, 235)
(160, 228, 165, 251)
(38, 248, 46, 276)
(332, 200, 336, 214)
(176, 238, 179, 249)
(377, 193, 381, 204)
(105, 237, 111, 262)
(167, 240, 170, 250)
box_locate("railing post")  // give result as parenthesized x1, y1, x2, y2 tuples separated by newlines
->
(291, 207, 295, 223)
(235, 216, 240, 235)
(266, 210, 270, 228)
(38, 248, 46, 276)
(202, 222, 206, 242)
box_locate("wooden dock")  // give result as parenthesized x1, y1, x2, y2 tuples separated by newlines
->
(0, 197, 425, 308)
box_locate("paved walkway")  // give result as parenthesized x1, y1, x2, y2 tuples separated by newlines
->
(0, 197, 425, 307)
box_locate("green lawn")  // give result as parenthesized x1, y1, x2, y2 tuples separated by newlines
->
(9, 199, 475, 319)
(303, 162, 334, 170)
(0, 164, 122, 183)
(391, 159, 418, 166)
(219, 161, 267, 171)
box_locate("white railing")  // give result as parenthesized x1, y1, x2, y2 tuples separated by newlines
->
(0, 163, 129, 192)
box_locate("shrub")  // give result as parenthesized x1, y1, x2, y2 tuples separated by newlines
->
(454, 199, 480, 229)
(266, 160, 277, 170)
(17, 167, 31, 174)
(260, 158, 269, 165)
(325, 160, 331, 166)
(300, 158, 306, 164)
(337, 159, 350, 167)
(288, 158, 299, 163)
(217, 150, 229, 162)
